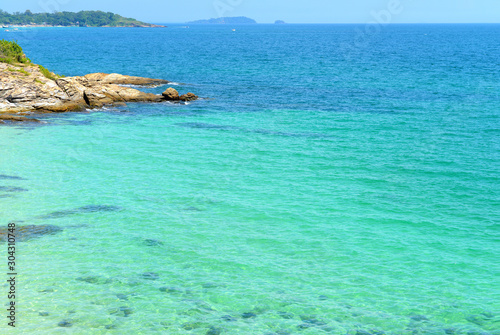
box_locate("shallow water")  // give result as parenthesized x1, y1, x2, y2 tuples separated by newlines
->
(0, 24, 499, 334)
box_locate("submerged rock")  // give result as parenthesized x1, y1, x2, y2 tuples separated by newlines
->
(143, 238, 164, 247)
(58, 319, 73, 327)
(141, 272, 160, 280)
(466, 315, 487, 326)
(0, 114, 41, 123)
(277, 311, 294, 319)
(0, 224, 62, 242)
(0, 174, 25, 180)
(109, 306, 134, 317)
(241, 312, 257, 319)
(116, 294, 128, 300)
(76, 276, 113, 285)
(410, 315, 429, 322)
(221, 315, 237, 322)
(0, 186, 28, 192)
(38, 205, 121, 219)
(159, 286, 183, 294)
(206, 326, 223, 335)
(182, 322, 207, 330)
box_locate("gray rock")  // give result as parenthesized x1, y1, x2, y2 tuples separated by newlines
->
(58, 320, 73, 327)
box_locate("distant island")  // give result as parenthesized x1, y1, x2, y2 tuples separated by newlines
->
(188, 16, 257, 24)
(0, 9, 163, 27)
(275, 20, 286, 24)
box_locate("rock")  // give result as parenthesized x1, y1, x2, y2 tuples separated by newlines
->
(0, 224, 62, 242)
(180, 92, 198, 101)
(0, 62, 198, 122)
(38, 205, 121, 219)
(221, 315, 237, 322)
(0, 114, 41, 123)
(0, 174, 25, 180)
(410, 315, 429, 322)
(0, 186, 28, 192)
(206, 326, 223, 335)
(277, 311, 294, 319)
(116, 294, 128, 300)
(241, 312, 257, 319)
(182, 322, 206, 330)
(58, 320, 73, 327)
(466, 315, 486, 326)
(109, 306, 134, 317)
(159, 287, 183, 294)
(143, 238, 164, 246)
(76, 276, 113, 285)
(84, 73, 169, 86)
(141, 272, 159, 280)
(162, 87, 180, 100)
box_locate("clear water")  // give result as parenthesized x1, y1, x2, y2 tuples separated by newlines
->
(0, 24, 499, 334)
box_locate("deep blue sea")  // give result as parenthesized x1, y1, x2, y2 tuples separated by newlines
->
(0, 24, 499, 334)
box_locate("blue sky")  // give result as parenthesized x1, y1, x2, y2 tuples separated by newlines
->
(1, 0, 498, 24)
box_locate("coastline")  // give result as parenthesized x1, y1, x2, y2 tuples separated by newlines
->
(2, 24, 166, 28)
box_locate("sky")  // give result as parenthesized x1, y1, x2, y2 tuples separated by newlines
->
(1, 0, 499, 24)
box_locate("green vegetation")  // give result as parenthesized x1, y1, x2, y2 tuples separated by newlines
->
(7, 67, 30, 76)
(34, 78, 44, 84)
(0, 9, 160, 27)
(38, 65, 57, 80)
(0, 39, 31, 64)
(0, 40, 63, 81)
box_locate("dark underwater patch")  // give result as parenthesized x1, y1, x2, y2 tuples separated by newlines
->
(0, 225, 63, 242)
(0, 186, 28, 192)
(175, 122, 331, 139)
(38, 205, 122, 219)
(0, 174, 25, 180)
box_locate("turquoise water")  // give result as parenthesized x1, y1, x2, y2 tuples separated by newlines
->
(0, 25, 499, 334)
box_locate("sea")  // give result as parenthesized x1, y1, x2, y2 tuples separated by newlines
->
(0, 24, 499, 334)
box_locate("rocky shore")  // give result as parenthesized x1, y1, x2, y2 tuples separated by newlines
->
(0, 62, 197, 124)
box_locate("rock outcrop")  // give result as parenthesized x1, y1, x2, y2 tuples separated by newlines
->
(162, 87, 180, 100)
(0, 62, 198, 123)
(180, 92, 199, 102)
(161, 88, 199, 102)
